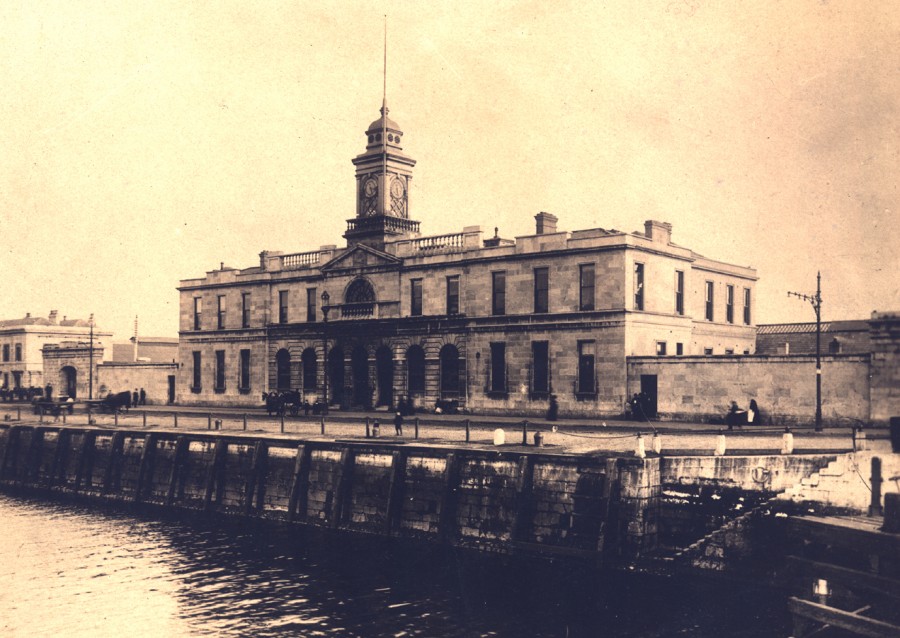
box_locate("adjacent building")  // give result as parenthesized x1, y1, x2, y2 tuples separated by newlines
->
(177, 97, 757, 417)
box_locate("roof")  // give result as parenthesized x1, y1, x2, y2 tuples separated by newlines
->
(756, 319, 870, 335)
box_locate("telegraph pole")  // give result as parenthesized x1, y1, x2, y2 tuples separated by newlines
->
(788, 272, 823, 431)
(88, 313, 95, 400)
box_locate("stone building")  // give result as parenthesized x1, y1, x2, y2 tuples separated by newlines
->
(756, 319, 872, 356)
(177, 98, 757, 417)
(0, 311, 112, 395)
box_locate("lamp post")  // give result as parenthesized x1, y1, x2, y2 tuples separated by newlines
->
(321, 290, 330, 416)
(88, 313, 95, 400)
(788, 272, 823, 431)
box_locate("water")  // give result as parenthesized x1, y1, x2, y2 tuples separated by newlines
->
(0, 492, 788, 637)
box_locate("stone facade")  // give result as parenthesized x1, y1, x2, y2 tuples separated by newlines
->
(177, 98, 757, 416)
(0, 311, 111, 392)
(96, 362, 178, 405)
(41, 342, 106, 400)
(869, 311, 900, 424)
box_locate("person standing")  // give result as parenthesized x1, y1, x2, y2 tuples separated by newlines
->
(132, 389, 139, 408)
(394, 411, 404, 436)
(139, 388, 146, 406)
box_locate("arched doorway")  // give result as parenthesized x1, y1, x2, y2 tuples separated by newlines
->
(439, 344, 460, 398)
(301, 348, 317, 394)
(61, 366, 77, 398)
(275, 349, 291, 391)
(328, 347, 344, 406)
(351, 346, 370, 408)
(375, 346, 393, 408)
(406, 345, 425, 398)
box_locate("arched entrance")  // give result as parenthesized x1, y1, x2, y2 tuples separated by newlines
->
(351, 346, 370, 408)
(328, 347, 344, 406)
(375, 346, 393, 408)
(275, 349, 291, 391)
(61, 366, 77, 398)
(406, 345, 425, 398)
(439, 344, 460, 398)
(301, 348, 317, 393)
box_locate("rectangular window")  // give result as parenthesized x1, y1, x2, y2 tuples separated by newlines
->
(705, 281, 714, 321)
(634, 263, 644, 311)
(192, 351, 202, 391)
(656, 341, 667, 356)
(217, 295, 226, 329)
(725, 349, 735, 355)
(241, 292, 251, 328)
(490, 342, 507, 395)
(410, 279, 423, 316)
(726, 285, 735, 324)
(676, 343, 684, 356)
(675, 270, 685, 315)
(193, 297, 202, 330)
(531, 341, 550, 398)
(446, 276, 460, 315)
(214, 350, 225, 392)
(533, 267, 549, 313)
(2, 345, 8, 362)
(14, 344, 21, 362)
(577, 340, 596, 396)
(306, 288, 317, 323)
(579, 263, 595, 311)
(279, 290, 289, 324)
(492, 271, 506, 316)
(704, 347, 714, 355)
(239, 349, 251, 391)
(743, 288, 752, 325)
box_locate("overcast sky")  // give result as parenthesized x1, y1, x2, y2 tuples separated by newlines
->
(1, 1, 897, 340)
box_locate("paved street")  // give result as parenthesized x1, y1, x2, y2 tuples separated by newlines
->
(0, 402, 861, 456)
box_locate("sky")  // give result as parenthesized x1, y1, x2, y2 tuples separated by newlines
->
(1, 1, 897, 340)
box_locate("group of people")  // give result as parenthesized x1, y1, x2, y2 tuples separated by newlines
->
(726, 399, 762, 428)
(131, 388, 147, 407)
(627, 392, 654, 421)
(0, 386, 45, 402)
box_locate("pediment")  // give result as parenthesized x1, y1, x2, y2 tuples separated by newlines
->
(321, 244, 401, 272)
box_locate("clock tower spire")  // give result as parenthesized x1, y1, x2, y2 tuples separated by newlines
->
(345, 22, 419, 249)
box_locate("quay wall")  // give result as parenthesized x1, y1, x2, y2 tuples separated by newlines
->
(0, 425, 661, 564)
(627, 354, 870, 426)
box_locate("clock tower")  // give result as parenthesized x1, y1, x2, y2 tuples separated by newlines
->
(345, 99, 419, 249)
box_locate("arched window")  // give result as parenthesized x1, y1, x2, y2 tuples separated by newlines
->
(406, 345, 425, 396)
(301, 348, 317, 391)
(345, 278, 376, 304)
(275, 349, 291, 391)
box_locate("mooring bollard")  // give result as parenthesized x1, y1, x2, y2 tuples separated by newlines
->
(243, 414, 248, 431)
(781, 427, 794, 455)
(366, 416, 371, 438)
(652, 432, 662, 454)
(522, 420, 528, 446)
(533, 431, 544, 447)
(465, 419, 470, 443)
(715, 431, 726, 456)
(635, 433, 646, 458)
(414, 417, 419, 439)
(493, 429, 506, 445)
(870, 456, 883, 517)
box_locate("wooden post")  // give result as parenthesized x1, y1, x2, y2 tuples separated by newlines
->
(102, 432, 124, 494)
(243, 414, 248, 431)
(114, 411, 118, 427)
(203, 440, 227, 512)
(522, 420, 528, 446)
(439, 452, 462, 543)
(143, 412, 147, 428)
(49, 428, 70, 489)
(512, 456, 535, 542)
(174, 413, 178, 428)
(165, 436, 188, 506)
(16, 406, 21, 421)
(25, 428, 45, 483)
(287, 444, 311, 522)
(135, 433, 157, 503)
(330, 448, 354, 528)
(0, 426, 19, 480)
(465, 419, 470, 443)
(208, 414, 212, 430)
(74, 431, 96, 492)
(366, 416, 370, 438)
(870, 456, 884, 517)
(385, 450, 408, 535)
(414, 417, 419, 439)
(280, 412, 285, 434)
(244, 441, 268, 515)
(320, 416, 325, 435)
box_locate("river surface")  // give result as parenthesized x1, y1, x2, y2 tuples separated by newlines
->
(0, 492, 787, 637)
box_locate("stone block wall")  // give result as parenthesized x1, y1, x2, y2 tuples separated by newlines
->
(869, 312, 900, 424)
(98, 362, 178, 405)
(627, 354, 871, 425)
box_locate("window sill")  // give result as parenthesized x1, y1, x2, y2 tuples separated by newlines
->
(530, 391, 550, 401)
(487, 391, 508, 400)
(214, 387, 226, 394)
(238, 387, 252, 395)
(190, 386, 202, 394)
(574, 391, 597, 401)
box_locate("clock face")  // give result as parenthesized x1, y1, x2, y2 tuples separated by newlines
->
(390, 178, 404, 198)
(364, 178, 378, 198)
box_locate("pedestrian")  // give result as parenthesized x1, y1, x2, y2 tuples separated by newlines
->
(748, 399, 760, 425)
(139, 388, 146, 405)
(132, 389, 139, 408)
(394, 410, 403, 436)
(546, 394, 559, 421)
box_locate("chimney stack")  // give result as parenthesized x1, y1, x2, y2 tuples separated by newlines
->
(535, 212, 558, 235)
(48, 310, 58, 324)
(644, 220, 672, 244)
